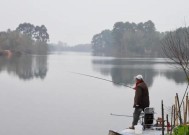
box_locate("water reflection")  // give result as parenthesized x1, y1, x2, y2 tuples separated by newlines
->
(0, 55, 48, 80)
(92, 58, 186, 87)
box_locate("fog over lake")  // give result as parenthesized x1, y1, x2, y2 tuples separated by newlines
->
(0, 52, 187, 135)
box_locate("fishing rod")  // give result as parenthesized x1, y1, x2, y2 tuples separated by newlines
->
(69, 71, 133, 89)
(110, 113, 133, 117)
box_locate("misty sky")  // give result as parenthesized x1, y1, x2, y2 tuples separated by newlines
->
(1, 0, 189, 45)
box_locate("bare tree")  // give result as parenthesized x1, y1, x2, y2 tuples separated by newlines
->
(161, 27, 189, 124)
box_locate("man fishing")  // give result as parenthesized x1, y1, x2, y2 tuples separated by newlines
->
(129, 74, 150, 129)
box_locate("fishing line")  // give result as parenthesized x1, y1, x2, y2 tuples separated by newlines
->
(70, 71, 136, 120)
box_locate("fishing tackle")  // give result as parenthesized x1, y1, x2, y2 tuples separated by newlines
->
(70, 71, 133, 89)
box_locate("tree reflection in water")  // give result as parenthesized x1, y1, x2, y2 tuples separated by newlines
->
(92, 58, 186, 87)
(0, 55, 48, 80)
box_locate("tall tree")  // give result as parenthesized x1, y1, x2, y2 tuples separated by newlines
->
(16, 23, 35, 38)
(16, 23, 49, 43)
(34, 25, 49, 42)
(92, 20, 162, 57)
(143, 20, 155, 33)
(92, 30, 113, 54)
(112, 22, 125, 52)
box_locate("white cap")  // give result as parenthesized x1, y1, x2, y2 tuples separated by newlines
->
(135, 74, 143, 80)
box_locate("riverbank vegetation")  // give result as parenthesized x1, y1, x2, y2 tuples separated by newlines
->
(91, 20, 164, 57)
(0, 22, 49, 55)
(161, 27, 189, 135)
(1, 20, 189, 59)
(91, 20, 189, 58)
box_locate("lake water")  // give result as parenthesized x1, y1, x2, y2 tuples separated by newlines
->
(0, 52, 187, 135)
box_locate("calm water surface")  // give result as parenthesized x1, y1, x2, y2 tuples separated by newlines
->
(0, 52, 187, 135)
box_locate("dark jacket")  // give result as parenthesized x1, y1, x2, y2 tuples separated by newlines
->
(133, 81, 150, 110)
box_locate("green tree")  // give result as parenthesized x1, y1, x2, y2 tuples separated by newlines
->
(16, 23, 35, 38)
(16, 23, 49, 43)
(91, 20, 162, 57)
(0, 32, 8, 50)
(34, 25, 49, 42)
(0, 23, 50, 55)
(92, 30, 113, 54)
(143, 20, 155, 33)
(112, 22, 125, 52)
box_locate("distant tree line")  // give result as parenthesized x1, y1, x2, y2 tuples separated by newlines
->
(92, 20, 165, 57)
(0, 22, 49, 55)
(49, 41, 91, 52)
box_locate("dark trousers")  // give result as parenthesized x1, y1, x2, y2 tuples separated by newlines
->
(132, 108, 143, 127)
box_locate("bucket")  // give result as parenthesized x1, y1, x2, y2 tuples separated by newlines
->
(134, 124, 143, 134)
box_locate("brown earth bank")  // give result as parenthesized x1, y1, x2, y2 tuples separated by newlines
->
(0, 50, 22, 58)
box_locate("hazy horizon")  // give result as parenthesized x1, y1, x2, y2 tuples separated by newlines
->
(1, 0, 189, 45)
